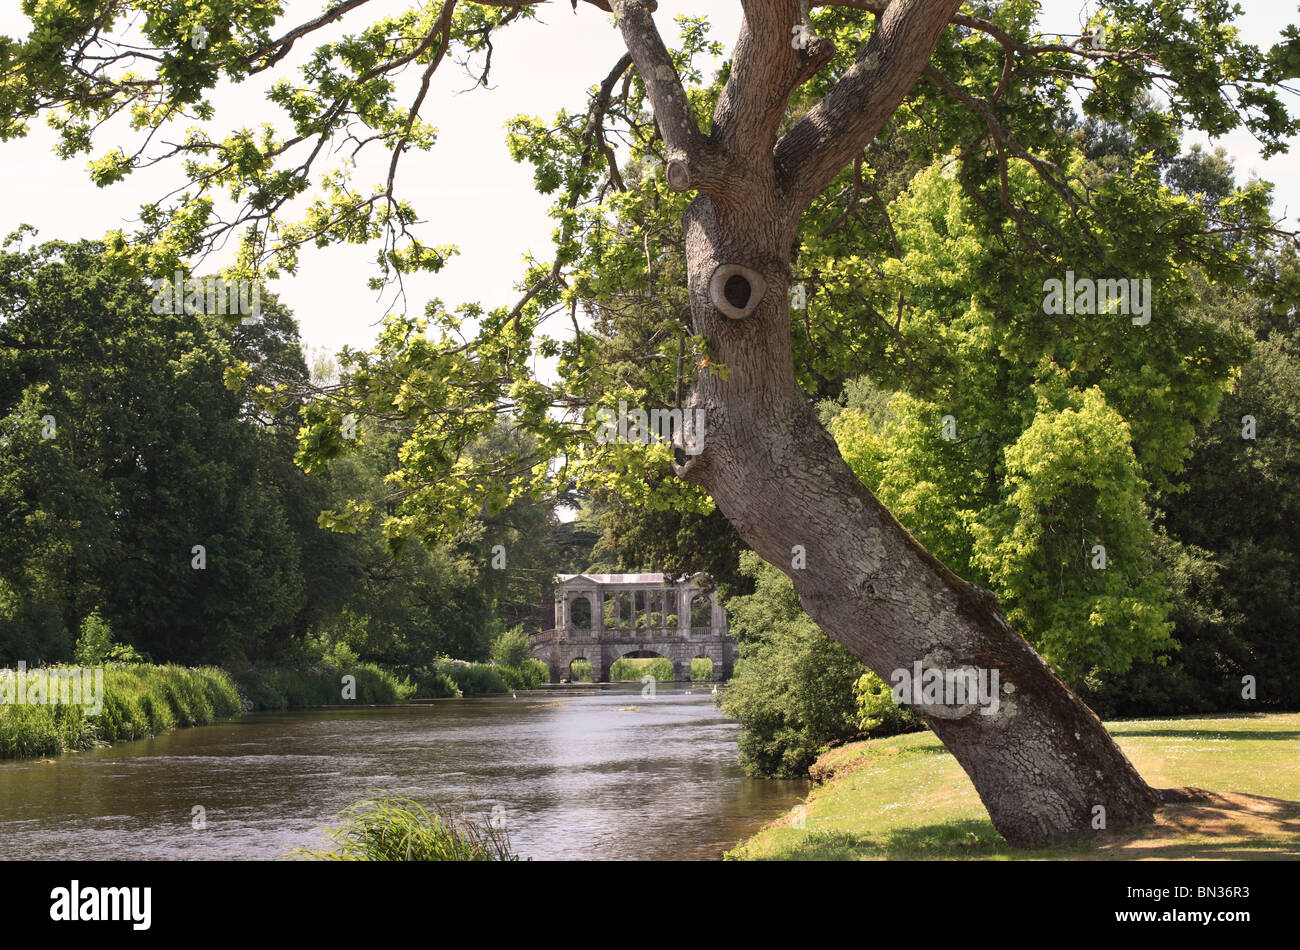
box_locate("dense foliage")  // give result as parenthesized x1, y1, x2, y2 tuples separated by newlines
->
(0, 236, 584, 690)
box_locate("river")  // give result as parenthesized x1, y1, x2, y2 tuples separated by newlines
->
(0, 685, 807, 860)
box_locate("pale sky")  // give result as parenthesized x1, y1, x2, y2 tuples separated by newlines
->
(0, 0, 1296, 360)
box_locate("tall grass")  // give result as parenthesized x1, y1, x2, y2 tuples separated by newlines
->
(568, 659, 592, 682)
(494, 658, 548, 691)
(610, 656, 675, 682)
(236, 660, 413, 710)
(0, 664, 241, 759)
(607, 656, 716, 681)
(405, 667, 462, 699)
(297, 797, 521, 861)
(432, 659, 507, 696)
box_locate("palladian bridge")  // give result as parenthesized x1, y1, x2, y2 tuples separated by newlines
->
(531, 573, 735, 683)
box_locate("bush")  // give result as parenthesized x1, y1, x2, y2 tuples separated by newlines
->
(406, 667, 461, 699)
(495, 658, 548, 691)
(489, 626, 534, 669)
(609, 656, 674, 682)
(73, 610, 114, 666)
(235, 659, 413, 710)
(853, 671, 926, 737)
(297, 797, 520, 861)
(434, 659, 508, 696)
(720, 553, 876, 778)
(568, 659, 592, 682)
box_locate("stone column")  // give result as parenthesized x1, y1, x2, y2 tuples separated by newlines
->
(591, 586, 604, 634)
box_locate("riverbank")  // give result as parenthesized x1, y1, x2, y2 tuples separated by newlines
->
(0, 664, 240, 759)
(0, 654, 553, 759)
(727, 711, 1300, 860)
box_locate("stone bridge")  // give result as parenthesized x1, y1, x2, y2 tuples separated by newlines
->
(531, 573, 735, 683)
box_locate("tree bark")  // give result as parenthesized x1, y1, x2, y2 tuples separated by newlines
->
(610, 0, 1162, 846)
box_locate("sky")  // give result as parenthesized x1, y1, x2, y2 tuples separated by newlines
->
(0, 0, 1297, 362)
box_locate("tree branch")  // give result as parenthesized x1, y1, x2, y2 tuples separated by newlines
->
(775, 0, 964, 214)
(610, 0, 729, 196)
(712, 1, 835, 165)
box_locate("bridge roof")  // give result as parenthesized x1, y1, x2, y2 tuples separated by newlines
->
(557, 572, 700, 587)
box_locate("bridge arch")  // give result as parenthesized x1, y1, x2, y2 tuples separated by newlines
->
(565, 656, 592, 682)
(608, 649, 671, 682)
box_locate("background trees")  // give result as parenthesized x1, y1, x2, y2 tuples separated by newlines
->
(0, 233, 582, 671)
(0, 235, 305, 663)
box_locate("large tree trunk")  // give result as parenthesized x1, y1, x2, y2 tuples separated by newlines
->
(609, 0, 1161, 846)
(675, 196, 1159, 847)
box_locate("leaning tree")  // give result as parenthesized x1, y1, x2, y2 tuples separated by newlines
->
(3, 0, 1297, 844)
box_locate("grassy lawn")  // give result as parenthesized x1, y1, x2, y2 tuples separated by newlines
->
(727, 711, 1300, 860)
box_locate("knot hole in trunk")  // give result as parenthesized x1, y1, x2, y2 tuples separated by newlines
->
(709, 264, 767, 321)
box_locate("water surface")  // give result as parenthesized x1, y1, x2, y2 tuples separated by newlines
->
(0, 685, 807, 860)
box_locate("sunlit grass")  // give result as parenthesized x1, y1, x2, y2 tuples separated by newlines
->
(0, 664, 241, 759)
(728, 712, 1300, 860)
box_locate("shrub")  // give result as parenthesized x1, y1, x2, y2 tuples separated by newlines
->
(434, 659, 508, 696)
(495, 659, 547, 691)
(568, 659, 592, 682)
(234, 659, 413, 710)
(854, 671, 926, 737)
(720, 553, 874, 778)
(73, 610, 114, 666)
(609, 656, 674, 682)
(489, 626, 534, 669)
(406, 667, 461, 699)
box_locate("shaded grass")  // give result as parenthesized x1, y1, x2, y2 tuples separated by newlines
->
(295, 797, 521, 861)
(728, 711, 1300, 860)
(0, 664, 241, 759)
(432, 659, 507, 696)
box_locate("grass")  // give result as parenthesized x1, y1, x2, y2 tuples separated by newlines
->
(296, 797, 521, 861)
(494, 658, 549, 691)
(0, 664, 241, 759)
(610, 656, 675, 681)
(236, 661, 413, 709)
(569, 659, 593, 682)
(599, 657, 717, 682)
(432, 659, 507, 696)
(727, 711, 1300, 860)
